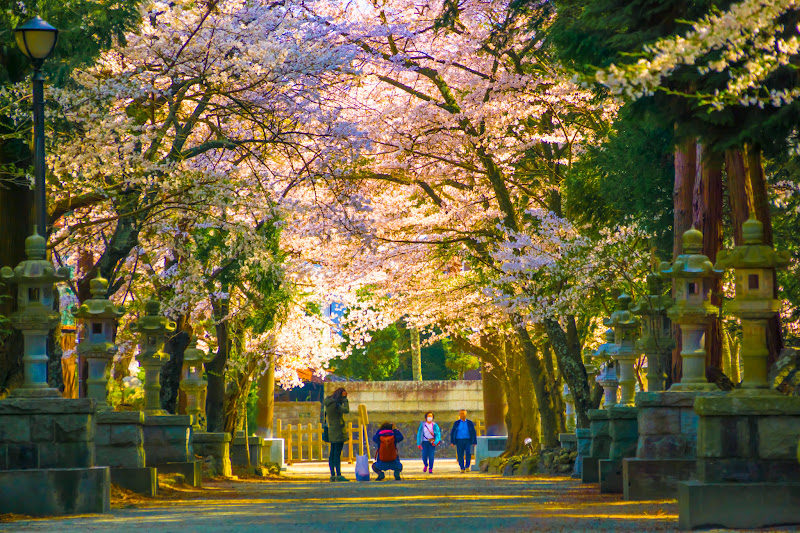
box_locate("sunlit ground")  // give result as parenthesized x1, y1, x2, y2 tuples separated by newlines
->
(2, 460, 795, 532)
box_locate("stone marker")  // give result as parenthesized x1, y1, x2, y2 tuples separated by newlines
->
(678, 215, 800, 530)
(623, 229, 725, 502)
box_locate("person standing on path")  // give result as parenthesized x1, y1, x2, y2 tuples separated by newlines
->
(416, 411, 442, 473)
(450, 409, 478, 473)
(324, 387, 349, 482)
(372, 422, 404, 480)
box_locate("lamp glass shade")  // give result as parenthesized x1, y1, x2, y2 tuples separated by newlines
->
(14, 17, 58, 60)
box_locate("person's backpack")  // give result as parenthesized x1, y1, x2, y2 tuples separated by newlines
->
(378, 431, 397, 462)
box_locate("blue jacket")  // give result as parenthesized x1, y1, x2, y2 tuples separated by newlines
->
(450, 419, 477, 445)
(373, 428, 404, 461)
(416, 421, 442, 446)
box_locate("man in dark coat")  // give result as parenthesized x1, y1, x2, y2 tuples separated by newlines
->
(450, 409, 478, 473)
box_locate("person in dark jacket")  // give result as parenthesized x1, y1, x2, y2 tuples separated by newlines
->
(324, 387, 349, 482)
(450, 409, 478, 473)
(372, 422, 404, 480)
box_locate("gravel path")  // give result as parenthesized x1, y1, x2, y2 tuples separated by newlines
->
(1, 460, 792, 532)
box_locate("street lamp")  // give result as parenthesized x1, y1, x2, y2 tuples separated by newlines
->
(14, 16, 58, 236)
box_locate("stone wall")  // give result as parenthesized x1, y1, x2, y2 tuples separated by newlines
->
(0, 398, 96, 470)
(96, 411, 145, 468)
(142, 414, 192, 465)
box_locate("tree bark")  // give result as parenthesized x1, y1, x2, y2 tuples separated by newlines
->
(670, 138, 697, 386)
(516, 325, 559, 447)
(693, 143, 724, 375)
(160, 327, 191, 413)
(256, 353, 276, 437)
(410, 324, 422, 381)
(205, 298, 230, 433)
(480, 334, 508, 436)
(543, 317, 591, 428)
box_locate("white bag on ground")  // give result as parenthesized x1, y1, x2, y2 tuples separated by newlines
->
(355, 453, 370, 481)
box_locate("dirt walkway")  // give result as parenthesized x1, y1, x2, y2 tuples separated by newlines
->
(0, 459, 770, 532)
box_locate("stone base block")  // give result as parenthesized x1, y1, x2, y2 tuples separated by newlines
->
(143, 415, 192, 465)
(0, 467, 110, 516)
(581, 456, 599, 483)
(193, 432, 232, 478)
(623, 458, 695, 501)
(261, 438, 285, 468)
(599, 459, 622, 493)
(157, 461, 202, 487)
(558, 433, 576, 451)
(473, 436, 506, 472)
(110, 467, 156, 497)
(231, 435, 263, 467)
(678, 481, 800, 530)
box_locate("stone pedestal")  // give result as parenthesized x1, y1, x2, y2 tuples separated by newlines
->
(95, 410, 155, 496)
(622, 390, 724, 501)
(262, 437, 285, 468)
(192, 432, 232, 478)
(0, 397, 110, 515)
(571, 428, 590, 479)
(471, 435, 507, 471)
(678, 395, 800, 529)
(558, 432, 576, 451)
(598, 407, 638, 493)
(580, 409, 610, 483)
(142, 414, 200, 487)
(232, 435, 264, 467)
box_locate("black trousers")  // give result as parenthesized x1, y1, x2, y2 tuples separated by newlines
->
(329, 441, 344, 475)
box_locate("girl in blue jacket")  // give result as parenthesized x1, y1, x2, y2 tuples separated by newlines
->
(416, 411, 442, 473)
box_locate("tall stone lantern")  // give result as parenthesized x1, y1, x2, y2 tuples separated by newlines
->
(604, 294, 640, 407)
(181, 336, 214, 430)
(70, 276, 125, 409)
(659, 227, 721, 391)
(715, 215, 790, 394)
(0, 232, 69, 396)
(630, 273, 674, 392)
(562, 384, 576, 432)
(130, 299, 176, 414)
(594, 328, 619, 408)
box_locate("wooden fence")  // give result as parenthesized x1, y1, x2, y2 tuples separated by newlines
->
(277, 419, 485, 465)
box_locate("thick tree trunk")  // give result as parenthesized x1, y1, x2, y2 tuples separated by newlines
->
(515, 325, 559, 447)
(670, 138, 697, 386)
(206, 298, 230, 433)
(543, 317, 591, 428)
(160, 327, 191, 413)
(693, 144, 723, 374)
(480, 335, 508, 436)
(256, 354, 276, 437)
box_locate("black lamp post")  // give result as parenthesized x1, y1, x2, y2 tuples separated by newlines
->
(14, 16, 58, 237)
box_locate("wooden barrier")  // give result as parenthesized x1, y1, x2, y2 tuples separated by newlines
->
(277, 418, 485, 465)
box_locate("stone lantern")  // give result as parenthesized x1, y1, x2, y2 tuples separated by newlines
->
(583, 347, 598, 382)
(715, 215, 789, 393)
(604, 293, 640, 407)
(130, 299, 176, 413)
(594, 329, 619, 408)
(70, 276, 125, 409)
(181, 336, 214, 430)
(659, 227, 721, 391)
(630, 273, 674, 392)
(562, 383, 576, 432)
(0, 231, 69, 396)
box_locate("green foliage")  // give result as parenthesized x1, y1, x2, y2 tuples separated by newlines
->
(566, 104, 675, 258)
(333, 324, 401, 381)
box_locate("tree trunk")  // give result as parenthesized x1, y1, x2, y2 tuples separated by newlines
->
(410, 325, 422, 381)
(206, 298, 230, 433)
(256, 354, 276, 437)
(160, 327, 191, 413)
(543, 317, 591, 428)
(670, 138, 697, 386)
(693, 143, 724, 375)
(516, 325, 558, 447)
(480, 334, 508, 436)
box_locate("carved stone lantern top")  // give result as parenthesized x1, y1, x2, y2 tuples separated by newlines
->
(183, 336, 214, 367)
(71, 276, 125, 320)
(130, 298, 176, 365)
